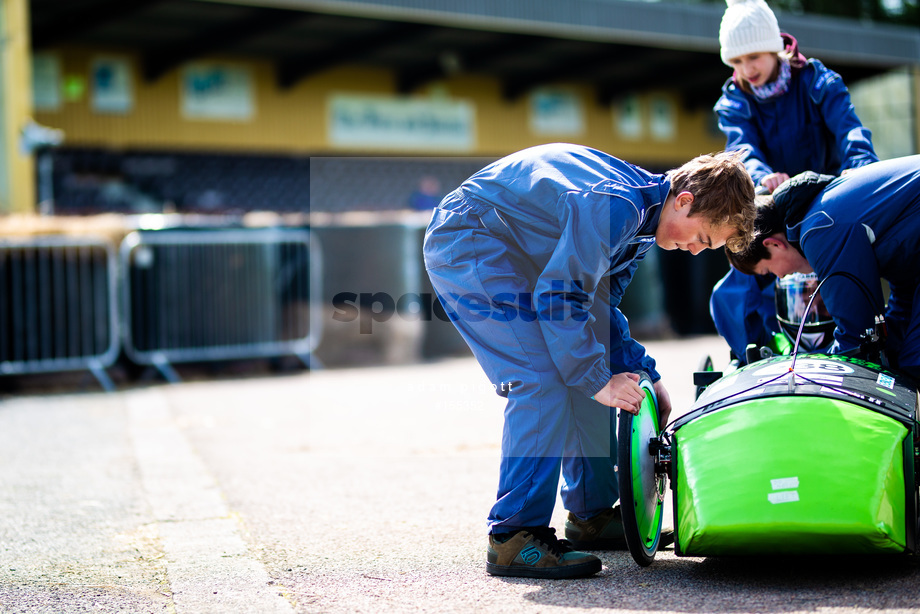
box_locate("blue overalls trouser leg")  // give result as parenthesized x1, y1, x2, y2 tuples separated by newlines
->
(884, 281, 920, 378)
(424, 200, 618, 533)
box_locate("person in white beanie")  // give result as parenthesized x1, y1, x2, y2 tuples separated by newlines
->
(719, 0, 784, 71)
(710, 0, 879, 364)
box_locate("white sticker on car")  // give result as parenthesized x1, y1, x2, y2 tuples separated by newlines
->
(769, 476, 800, 504)
(771, 477, 799, 490)
(877, 373, 895, 389)
(768, 491, 800, 504)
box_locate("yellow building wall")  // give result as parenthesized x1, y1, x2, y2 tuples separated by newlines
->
(0, 0, 35, 213)
(33, 45, 727, 166)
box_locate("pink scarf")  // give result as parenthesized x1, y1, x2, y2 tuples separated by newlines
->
(751, 59, 792, 101)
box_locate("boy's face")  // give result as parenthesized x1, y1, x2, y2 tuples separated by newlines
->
(655, 192, 735, 254)
(752, 236, 813, 278)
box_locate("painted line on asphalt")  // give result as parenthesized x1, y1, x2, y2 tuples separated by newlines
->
(126, 388, 293, 614)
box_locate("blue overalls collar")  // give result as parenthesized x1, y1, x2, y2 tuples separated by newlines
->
(631, 178, 669, 244)
(590, 174, 667, 244)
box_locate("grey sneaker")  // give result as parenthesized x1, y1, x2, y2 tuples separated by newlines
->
(564, 506, 627, 550)
(567, 507, 676, 551)
(486, 527, 602, 579)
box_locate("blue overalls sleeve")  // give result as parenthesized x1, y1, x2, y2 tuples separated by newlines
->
(799, 215, 886, 354)
(604, 259, 660, 381)
(807, 60, 879, 172)
(533, 189, 658, 396)
(714, 87, 774, 185)
(710, 268, 779, 359)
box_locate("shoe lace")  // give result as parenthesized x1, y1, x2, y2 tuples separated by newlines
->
(521, 527, 574, 558)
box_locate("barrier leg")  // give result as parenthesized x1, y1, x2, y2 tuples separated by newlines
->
(87, 359, 116, 392)
(296, 352, 323, 370)
(151, 353, 182, 384)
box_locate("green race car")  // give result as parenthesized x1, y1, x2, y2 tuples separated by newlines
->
(618, 275, 918, 566)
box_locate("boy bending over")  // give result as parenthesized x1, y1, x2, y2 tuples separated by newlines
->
(423, 143, 755, 579)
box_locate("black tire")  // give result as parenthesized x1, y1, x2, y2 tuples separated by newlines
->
(617, 371, 665, 567)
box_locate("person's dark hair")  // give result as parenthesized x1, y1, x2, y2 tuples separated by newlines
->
(667, 149, 756, 253)
(724, 195, 785, 274)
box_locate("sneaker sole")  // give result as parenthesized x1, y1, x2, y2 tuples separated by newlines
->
(486, 559, 602, 579)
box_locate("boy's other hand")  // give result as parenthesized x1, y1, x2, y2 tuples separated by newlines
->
(760, 172, 790, 193)
(653, 380, 672, 427)
(593, 373, 645, 414)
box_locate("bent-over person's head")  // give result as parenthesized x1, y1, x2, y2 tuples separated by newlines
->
(725, 194, 799, 274)
(667, 150, 757, 253)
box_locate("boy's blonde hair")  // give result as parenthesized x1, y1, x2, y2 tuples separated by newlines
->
(668, 150, 756, 253)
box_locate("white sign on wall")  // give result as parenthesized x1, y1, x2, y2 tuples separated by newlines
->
(180, 63, 254, 121)
(529, 88, 584, 135)
(91, 57, 133, 114)
(328, 94, 475, 151)
(614, 94, 642, 140)
(32, 53, 62, 111)
(649, 95, 676, 141)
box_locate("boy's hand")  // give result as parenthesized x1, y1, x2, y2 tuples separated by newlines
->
(593, 373, 645, 414)
(760, 172, 790, 193)
(653, 380, 672, 427)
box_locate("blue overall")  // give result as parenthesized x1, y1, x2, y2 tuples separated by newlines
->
(784, 156, 920, 371)
(711, 57, 878, 358)
(710, 268, 778, 359)
(422, 143, 664, 533)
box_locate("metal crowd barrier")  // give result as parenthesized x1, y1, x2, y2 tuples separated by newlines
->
(119, 228, 322, 382)
(0, 237, 118, 391)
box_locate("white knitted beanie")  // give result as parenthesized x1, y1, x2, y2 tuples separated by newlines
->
(719, 0, 784, 65)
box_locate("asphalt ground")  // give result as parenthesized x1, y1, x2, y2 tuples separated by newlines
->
(2, 335, 920, 613)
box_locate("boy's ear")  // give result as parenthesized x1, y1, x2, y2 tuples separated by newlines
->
(675, 191, 695, 210)
(762, 236, 786, 250)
